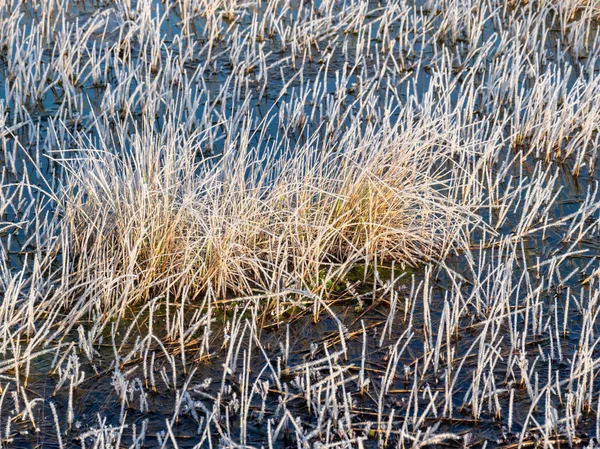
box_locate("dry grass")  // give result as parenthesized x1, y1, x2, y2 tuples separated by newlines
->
(58, 119, 473, 308)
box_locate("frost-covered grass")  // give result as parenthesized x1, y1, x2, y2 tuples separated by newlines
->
(59, 117, 473, 308)
(1, 0, 600, 448)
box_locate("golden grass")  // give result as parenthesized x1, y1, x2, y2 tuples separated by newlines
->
(58, 122, 474, 310)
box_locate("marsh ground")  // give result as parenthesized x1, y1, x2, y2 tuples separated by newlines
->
(1, 0, 600, 448)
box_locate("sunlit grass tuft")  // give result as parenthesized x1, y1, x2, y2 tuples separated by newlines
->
(59, 120, 475, 309)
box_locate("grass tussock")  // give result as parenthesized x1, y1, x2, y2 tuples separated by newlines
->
(60, 122, 472, 307)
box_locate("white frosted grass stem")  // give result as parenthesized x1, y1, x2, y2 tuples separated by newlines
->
(49, 401, 64, 449)
(360, 320, 367, 394)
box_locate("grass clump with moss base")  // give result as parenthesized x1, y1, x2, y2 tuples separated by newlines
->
(60, 119, 474, 312)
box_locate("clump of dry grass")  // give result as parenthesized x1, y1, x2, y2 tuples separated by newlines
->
(58, 119, 473, 310)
